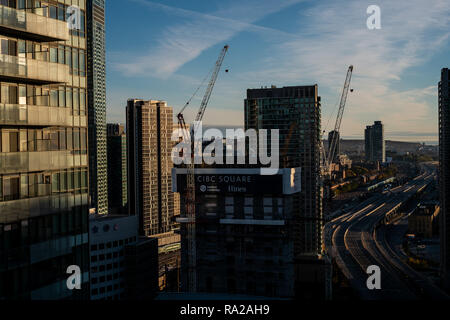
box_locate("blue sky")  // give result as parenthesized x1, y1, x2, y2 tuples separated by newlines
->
(106, 0, 450, 142)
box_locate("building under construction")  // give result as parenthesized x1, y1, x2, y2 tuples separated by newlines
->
(244, 85, 330, 299)
(174, 167, 304, 297)
(174, 84, 331, 298)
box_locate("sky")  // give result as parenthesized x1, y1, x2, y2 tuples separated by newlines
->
(106, 0, 450, 142)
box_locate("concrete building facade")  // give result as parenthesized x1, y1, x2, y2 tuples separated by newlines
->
(126, 99, 174, 236)
(89, 214, 138, 300)
(409, 203, 439, 239)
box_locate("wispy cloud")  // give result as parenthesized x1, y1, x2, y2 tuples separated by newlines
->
(108, 0, 449, 142)
(233, 0, 449, 140)
(112, 0, 305, 77)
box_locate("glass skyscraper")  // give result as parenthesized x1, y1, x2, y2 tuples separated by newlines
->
(0, 0, 90, 299)
(245, 85, 323, 256)
(87, 0, 107, 215)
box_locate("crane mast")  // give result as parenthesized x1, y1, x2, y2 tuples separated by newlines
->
(177, 45, 229, 292)
(324, 65, 353, 174)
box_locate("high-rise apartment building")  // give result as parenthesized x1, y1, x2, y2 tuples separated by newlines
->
(0, 1, 90, 299)
(439, 68, 450, 288)
(365, 121, 385, 163)
(87, 0, 107, 215)
(126, 99, 174, 236)
(245, 85, 323, 256)
(327, 130, 340, 163)
(107, 123, 127, 215)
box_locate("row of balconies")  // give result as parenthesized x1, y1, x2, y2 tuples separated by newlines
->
(0, 150, 88, 175)
(0, 5, 69, 42)
(0, 53, 70, 84)
(0, 5, 72, 85)
(0, 103, 87, 127)
(0, 193, 89, 225)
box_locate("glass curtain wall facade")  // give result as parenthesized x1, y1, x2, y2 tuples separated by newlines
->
(87, 0, 107, 215)
(0, 0, 89, 299)
(245, 85, 322, 257)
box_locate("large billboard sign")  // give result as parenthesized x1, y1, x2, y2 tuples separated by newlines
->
(172, 168, 301, 195)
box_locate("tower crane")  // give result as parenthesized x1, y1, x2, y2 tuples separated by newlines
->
(176, 45, 229, 292)
(322, 65, 353, 176)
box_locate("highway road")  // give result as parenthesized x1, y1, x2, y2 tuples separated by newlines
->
(324, 166, 449, 300)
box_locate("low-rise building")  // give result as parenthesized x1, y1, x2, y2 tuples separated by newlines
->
(408, 203, 440, 238)
(150, 231, 181, 292)
(89, 214, 138, 300)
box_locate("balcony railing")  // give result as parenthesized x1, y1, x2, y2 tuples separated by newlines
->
(0, 151, 88, 175)
(0, 104, 76, 126)
(0, 53, 70, 84)
(0, 193, 89, 224)
(0, 5, 70, 42)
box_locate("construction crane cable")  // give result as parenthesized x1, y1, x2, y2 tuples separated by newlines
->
(323, 98, 340, 137)
(178, 67, 214, 117)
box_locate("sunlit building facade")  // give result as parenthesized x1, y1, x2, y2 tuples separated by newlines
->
(87, 0, 107, 215)
(126, 99, 174, 236)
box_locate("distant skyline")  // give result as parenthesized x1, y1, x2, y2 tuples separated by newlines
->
(106, 0, 450, 142)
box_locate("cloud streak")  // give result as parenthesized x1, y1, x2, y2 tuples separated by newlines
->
(108, 0, 449, 142)
(113, 0, 306, 77)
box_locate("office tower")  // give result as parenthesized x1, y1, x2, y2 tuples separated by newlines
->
(89, 214, 138, 300)
(439, 68, 450, 288)
(245, 85, 322, 256)
(126, 99, 174, 236)
(365, 121, 385, 163)
(327, 130, 340, 163)
(0, 1, 89, 299)
(87, 0, 107, 215)
(107, 123, 127, 215)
